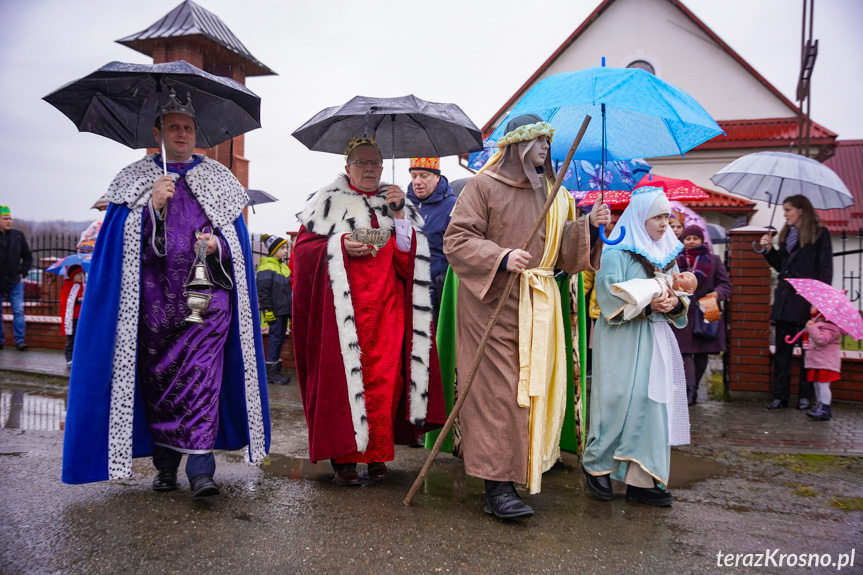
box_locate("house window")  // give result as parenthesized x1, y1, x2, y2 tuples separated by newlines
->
(627, 60, 655, 75)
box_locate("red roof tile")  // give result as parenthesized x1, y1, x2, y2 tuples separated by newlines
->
(818, 141, 863, 233)
(695, 118, 837, 150)
(687, 188, 756, 212)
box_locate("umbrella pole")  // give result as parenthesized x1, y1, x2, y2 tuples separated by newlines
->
(160, 114, 167, 176)
(598, 103, 625, 245)
(403, 114, 593, 506)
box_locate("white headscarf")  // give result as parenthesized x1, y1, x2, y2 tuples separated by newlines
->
(604, 186, 682, 268)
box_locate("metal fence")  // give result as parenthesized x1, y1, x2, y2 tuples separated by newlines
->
(25, 233, 78, 305)
(835, 230, 863, 351)
(21, 232, 298, 312)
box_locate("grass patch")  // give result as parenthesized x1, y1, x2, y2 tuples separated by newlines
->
(746, 452, 847, 473)
(706, 372, 725, 402)
(793, 484, 818, 497)
(830, 496, 863, 511)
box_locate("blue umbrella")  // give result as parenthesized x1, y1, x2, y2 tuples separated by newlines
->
(45, 253, 92, 276)
(469, 142, 650, 196)
(488, 64, 723, 243)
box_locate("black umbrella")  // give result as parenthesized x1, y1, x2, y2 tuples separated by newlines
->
(44, 60, 261, 170)
(449, 177, 471, 197)
(245, 189, 278, 207)
(292, 95, 483, 183)
(245, 189, 279, 214)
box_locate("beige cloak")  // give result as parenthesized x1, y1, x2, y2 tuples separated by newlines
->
(443, 149, 601, 484)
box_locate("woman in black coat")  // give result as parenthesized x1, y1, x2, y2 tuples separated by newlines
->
(674, 225, 732, 405)
(760, 194, 833, 410)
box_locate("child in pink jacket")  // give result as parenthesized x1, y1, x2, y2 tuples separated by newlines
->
(803, 306, 842, 421)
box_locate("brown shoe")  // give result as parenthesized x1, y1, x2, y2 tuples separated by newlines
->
(368, 462, 387, 480)
(333, 465, 361, 486)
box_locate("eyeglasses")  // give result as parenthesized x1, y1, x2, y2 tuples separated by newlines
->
(349, 159, 384, 169)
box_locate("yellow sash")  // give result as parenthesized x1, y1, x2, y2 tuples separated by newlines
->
(517, 180, 574, 493)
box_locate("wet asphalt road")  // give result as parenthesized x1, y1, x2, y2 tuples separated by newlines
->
(1, 374, 861, 575)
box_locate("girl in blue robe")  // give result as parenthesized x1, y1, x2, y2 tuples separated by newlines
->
(582, 186, 689, 507)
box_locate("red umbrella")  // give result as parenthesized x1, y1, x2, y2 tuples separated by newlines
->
(576, 189, 632, 209)
(577, 174, 709, 209)
(634, 174, 710, 201)
(784, 279, 863, 342)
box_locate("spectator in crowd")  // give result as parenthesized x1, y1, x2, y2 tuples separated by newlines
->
(257, 233, 292, 385)
(61, 264, 85, 368)
(406, 157, 457, 323)
(760, 194, 832, 410)
(673, 225, 732, 405)
(0, 204, 32, 351)
(669, 207, 686, 240)
(801, 306, 842, 421)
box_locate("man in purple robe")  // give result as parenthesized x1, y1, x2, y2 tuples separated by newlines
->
(62, 93, 270, 495)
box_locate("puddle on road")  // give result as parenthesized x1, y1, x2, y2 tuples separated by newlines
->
(0, 387, 66, 431)
(248, 450, 728, 493)
(668, 451, 730, 488)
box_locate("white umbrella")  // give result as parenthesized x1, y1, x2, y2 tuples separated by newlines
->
(711, 151, 853, 210)
(711, 151, 853, 251)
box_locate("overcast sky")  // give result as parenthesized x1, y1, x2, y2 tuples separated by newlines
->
(1, 0, 861, 235)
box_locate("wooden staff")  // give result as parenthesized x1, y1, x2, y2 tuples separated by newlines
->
(404, 114, 592, 506)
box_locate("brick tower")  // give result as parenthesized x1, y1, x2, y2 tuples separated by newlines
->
(116, 0, 275, 189)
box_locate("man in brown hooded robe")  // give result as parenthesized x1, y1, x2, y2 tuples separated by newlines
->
(443, 114, 609, 518)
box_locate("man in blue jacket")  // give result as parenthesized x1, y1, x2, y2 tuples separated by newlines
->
(406, 157, 457, 323)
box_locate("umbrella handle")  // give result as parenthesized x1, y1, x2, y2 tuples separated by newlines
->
(600, 223, 626, 245)
(785, 330, 805, 344)
(752, 227, 777, 254)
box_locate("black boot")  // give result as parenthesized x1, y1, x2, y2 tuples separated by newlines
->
(266, 362, 290, 385)
(583, 467, 612, 501)
(483, 480, 534, 519)
(275, 361, 291, 384)
(152, 468, 178, 491)
(626, 484, 673, 507)
(189, 474, 220, 497)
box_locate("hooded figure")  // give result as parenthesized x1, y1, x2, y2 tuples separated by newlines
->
(582, 186, 689, 508)
(440, 114, 606, 519)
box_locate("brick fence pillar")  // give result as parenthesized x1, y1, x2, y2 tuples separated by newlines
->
(726, 226, 773, 396)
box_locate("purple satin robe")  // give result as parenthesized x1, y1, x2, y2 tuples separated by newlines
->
(138, 160, 231, 453)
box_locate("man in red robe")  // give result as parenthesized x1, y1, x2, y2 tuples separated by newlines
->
(291, 137, 445, 485)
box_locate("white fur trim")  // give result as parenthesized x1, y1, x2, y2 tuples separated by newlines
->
(220, 225, 267, 463)
(325, 231, 369, 451)
(107, 208, 143, 479)
(297, 176, 435, 448)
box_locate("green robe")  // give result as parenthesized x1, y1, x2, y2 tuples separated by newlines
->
(582, 249, 688, 487)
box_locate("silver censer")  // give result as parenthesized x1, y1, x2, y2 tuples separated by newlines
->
(183, 229, 214, 324)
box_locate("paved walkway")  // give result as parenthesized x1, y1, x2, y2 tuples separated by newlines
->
(2, 347, 862, 456)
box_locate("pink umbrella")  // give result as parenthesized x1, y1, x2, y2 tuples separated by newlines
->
(784, 278, 863, 343)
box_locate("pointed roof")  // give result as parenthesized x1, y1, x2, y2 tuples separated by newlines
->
(117, 0, 275, 77)
(482, 0, 799, 136)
